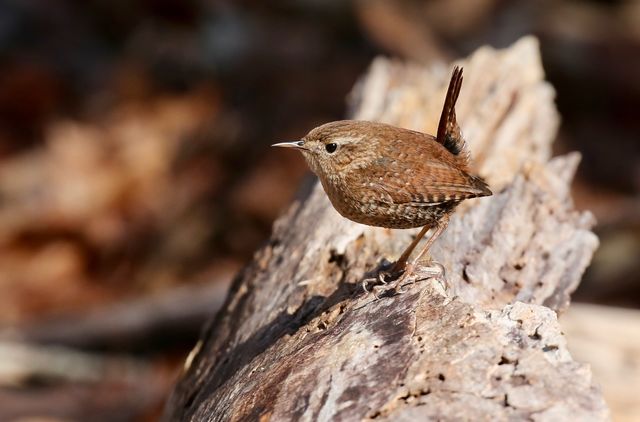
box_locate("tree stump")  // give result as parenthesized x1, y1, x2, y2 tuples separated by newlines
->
(164, 37, 609, 421)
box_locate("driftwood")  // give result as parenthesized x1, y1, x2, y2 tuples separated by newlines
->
(164, 37, 609, 421)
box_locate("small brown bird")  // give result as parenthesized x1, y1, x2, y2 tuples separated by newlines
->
(273, 67, 491, 294)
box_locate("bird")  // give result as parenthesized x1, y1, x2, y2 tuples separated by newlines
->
(272, 67, 491, 295)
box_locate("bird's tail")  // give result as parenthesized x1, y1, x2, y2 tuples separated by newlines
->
(436, 67, 467, 161)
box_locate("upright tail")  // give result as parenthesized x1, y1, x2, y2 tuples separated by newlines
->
(437, 67, 492, 198)
(436, 67, 466, 158)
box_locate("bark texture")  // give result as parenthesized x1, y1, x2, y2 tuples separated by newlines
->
(165, 37, 609, 421)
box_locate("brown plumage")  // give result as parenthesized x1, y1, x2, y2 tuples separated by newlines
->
(273, 67, 491, 292)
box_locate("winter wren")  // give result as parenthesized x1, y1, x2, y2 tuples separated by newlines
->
(273, 67, 491, 293)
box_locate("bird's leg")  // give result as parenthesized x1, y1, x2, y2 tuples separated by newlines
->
(390, 225, 431, 274)
(373, 225, 430, 290)
(390, 214, 450, 292)
(364, 216, 450, 298)
(409, 214, 449, 270)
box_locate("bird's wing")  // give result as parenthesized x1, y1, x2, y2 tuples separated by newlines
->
(350, 156, 490, 206)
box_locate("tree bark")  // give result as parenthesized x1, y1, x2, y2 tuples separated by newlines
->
(164, 37, 609, 421)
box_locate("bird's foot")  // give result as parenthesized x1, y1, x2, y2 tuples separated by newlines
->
(366, 260, 447, 298)
(397, 261, 447, 293)
(362, 263, 402, 298)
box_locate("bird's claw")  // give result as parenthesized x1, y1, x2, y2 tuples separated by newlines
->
(363, 261, 448, 299)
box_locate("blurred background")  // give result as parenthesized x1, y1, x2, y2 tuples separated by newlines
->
(0, 0, 638, 421)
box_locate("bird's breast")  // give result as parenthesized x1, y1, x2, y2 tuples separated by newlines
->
(319, 172, 451, 229)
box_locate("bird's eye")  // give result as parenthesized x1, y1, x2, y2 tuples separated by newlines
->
(325, 143, 337, 153)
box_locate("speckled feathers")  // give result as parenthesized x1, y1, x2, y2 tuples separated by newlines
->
(279, 67, 491, 229)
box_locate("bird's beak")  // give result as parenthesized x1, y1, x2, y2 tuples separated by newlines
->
(271, 140, 306, 150)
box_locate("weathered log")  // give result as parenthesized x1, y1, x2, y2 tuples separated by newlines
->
(164, 37, 609, 421)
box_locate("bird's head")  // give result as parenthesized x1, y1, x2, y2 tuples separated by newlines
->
(272, 120, 377, 180)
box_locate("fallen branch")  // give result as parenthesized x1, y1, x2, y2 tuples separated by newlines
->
(164, 37, 608, 421)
